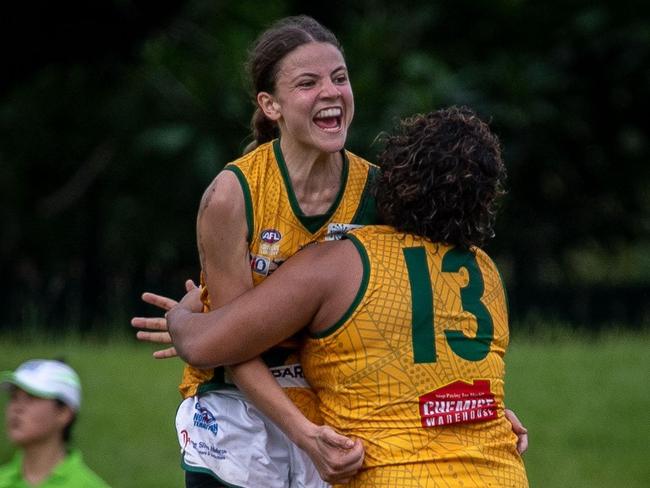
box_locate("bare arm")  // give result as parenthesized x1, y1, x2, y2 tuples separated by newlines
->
(167, 239, 362, 367)
(228, 358, 364, 484)
(194, 172, 364, 481)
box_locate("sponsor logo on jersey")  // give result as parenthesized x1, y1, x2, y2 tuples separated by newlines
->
(271, 364, 304, 379)
(269, 363, 309, 388)
(180, 429, 190, 450)
(260, 242, 280, 256)
(193, 401, 219, 435)
(187, 439, 227, 460)
(325, 223, 363, 241)
(251, 254, 285, 276)
(261, 229, 282, 243)
(250, 254, 270, 275)
(419, 379, 497, 428)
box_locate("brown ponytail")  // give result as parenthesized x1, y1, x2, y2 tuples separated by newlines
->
(243, 107, 280, 154)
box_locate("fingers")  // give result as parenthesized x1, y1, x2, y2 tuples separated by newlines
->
(131, 317, 168, 332)
(504, 408, 527, 434)
(153, 347, 178, 359)
(177, 287, 205, 313)
(324, 444, 364, 483)
(135, 330, 172, 344)
(504, 409, 529, 455)
(141, 292, 178, 311)
(517, 432, 529, 455)
(185, 279, 198, 291)
(345, 439, 365, 469)
(321, 427, 355, 450)
(319, 436, 364, 483)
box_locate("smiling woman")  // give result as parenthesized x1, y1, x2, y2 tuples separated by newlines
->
(257, 40, 354, 156)
(134, 15, 378, 488)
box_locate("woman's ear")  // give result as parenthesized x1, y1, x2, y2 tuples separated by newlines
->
(54, 404, 75, 430)
(257, 92, 281, 121)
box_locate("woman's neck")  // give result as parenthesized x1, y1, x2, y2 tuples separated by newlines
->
(21, 439, 67, 486)
(279, 139, 344, 216)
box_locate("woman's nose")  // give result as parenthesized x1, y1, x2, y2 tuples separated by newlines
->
(320, 78, 341, 98)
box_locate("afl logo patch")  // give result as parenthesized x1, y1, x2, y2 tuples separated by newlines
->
(261, 229, 282, 243)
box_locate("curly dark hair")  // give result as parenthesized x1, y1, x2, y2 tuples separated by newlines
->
(375, 106, 506, 250)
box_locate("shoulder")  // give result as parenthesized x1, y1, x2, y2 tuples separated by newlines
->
(344, 149, 378, 169)
(471, 246, 499, 272)
(289, 240, 360, 283)
(226, 140, 276, 172)
(205, 141, 279, 211)
(62, 450, 111, 488)
(0, 455, 21, 486)
(347, 224, 393, 242)
(199, 169, 246, 219)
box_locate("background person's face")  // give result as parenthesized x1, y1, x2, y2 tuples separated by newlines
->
(5, 387, 69, 446)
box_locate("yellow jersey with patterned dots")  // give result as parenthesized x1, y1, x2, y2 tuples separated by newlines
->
(301, 225, 528, 487)
(179, 139, 378, 424)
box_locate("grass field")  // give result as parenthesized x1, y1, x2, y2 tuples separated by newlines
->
(1, 328, 648, 487)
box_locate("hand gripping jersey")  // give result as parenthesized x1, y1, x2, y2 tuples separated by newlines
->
(179, 139, 378, 423)
(301, 226, 528, 487)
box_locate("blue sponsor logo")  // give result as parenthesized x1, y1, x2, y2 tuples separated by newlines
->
(251, 255, 270, 275)
(193, 401, 218, 435)
(260, 229, 282, 243)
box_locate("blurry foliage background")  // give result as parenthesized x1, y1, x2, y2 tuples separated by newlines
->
(1, 0, 648, 331)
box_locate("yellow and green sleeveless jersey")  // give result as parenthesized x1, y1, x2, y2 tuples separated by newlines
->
(301, 225, 528, 487)
(179, 139, 378, 422)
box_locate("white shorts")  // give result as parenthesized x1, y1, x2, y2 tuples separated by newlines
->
(176, 389, 329, 488)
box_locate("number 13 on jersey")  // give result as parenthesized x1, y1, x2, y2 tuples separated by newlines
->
(403, 246, 494, 363)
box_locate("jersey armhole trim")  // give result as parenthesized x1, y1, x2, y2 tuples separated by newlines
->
(222, 166, 254, 243)
(309, 234, 370, 338)
(351, 164, 379, 225)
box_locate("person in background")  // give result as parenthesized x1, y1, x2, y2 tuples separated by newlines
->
(0, 359, 110, 488)
(165, 106, 529, 487)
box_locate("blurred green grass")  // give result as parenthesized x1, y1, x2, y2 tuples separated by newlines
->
(506, 327, 649, 487)
(1, 328, 648, 487)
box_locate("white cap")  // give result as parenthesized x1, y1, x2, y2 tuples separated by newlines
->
(1, 359, 82, 412)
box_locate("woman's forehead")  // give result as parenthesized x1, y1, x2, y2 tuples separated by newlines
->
(278, 42, 346, 77)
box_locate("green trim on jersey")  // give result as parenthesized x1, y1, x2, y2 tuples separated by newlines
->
(309, 234, 370, 339)
(273, 139, 350, 234)
(222, 166, 254, 243)
(351, 165, 379, 224)
(196, 381, 237, 394)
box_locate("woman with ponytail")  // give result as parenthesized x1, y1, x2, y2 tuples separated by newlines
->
(135, 15, 376, 488)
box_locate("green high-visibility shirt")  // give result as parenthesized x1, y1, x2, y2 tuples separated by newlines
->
(0, 449, 110, 488)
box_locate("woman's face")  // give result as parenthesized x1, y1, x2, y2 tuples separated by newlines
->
(5, 387, 71, 447)
(264, 41, 354, 154)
